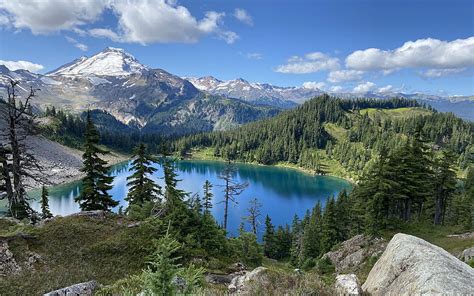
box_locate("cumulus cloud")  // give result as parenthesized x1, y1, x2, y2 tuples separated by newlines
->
(0, 60, 44, 72)
(234, 8, 253, 26)
(303, 81, 325, 90)
(378, 85, 393, 93)
(327, 70, 364, 83)
(65, 36, 88, 51)
(0, 0, 107, 34)
(353, 81, 376, 93)
(330, 85, 343, 92)
(275, 52, 340, 74)
(421, 68, 466, 78)
(0, 0, 237, 44)
(346, 37, 474, 75)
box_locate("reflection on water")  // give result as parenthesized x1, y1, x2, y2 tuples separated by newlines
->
(27, 160, 351, 237)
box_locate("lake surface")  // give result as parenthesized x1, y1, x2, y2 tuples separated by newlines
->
(29, 160, 351, 237)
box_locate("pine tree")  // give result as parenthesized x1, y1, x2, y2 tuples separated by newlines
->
(263, 215, 276, 258)
(244, 198, 262, 235)
(301, 201, 322, 260)
(126, 143, 161, 206)
(75, 111, 118, 211)
(163, 159, 187, 212)
(432, 150, 457, 225)
(203, 180, 213, 213)
(321, 196, 338, 253)
(40, 185, 53, 219)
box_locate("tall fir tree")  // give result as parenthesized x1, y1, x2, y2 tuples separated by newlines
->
(432, 150, 457, 225)
(75, 111, 118, 211)
(40, 185, 53, 219)
(126, 143, 161, 206)
(262, 215, 277, 258)
(321, 196, 338, 253)
(301, 201, 322, 261)
(202, 180, 213, 214)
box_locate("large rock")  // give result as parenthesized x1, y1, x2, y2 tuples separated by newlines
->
(459, 247, 474, 263)
(335, 274, 361, 295)
(322, 234, 387, 272)
(43, 280, 98, 296)
(362, 233, 474, 296)
(228, 267, 269, 294)
(0, 240, 21, 277)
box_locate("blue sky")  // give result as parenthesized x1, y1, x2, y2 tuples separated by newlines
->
(0, 0, 473, 95)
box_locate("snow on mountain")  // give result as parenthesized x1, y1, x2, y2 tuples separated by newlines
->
(48, 47, 148, 77)
(184, 76, 324, 108)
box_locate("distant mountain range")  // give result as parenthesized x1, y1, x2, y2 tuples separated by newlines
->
(0, 47, 472, 138)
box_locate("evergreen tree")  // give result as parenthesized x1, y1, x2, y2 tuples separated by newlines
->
(75, 111, 118, 211)
(301, 201, 322, 260)
(40, 185, 53, 219)
(263, 215, 276, 258)
(202, 180, 213, 214)
(126, 143, 161, 207)
(432, 150, 457, 225)
(321, 197, 338, 253)
(162, 159, 187, 212)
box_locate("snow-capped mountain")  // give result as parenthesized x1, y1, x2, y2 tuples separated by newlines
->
(48, 47, 148, 77)
(0, 48, 279, 135)
(185, 76, 324, 108)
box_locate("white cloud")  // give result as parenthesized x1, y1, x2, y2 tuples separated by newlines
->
(353, 81, 376, 93)
(65, 36, 88, 51)
(346, 37, 474, 74)
(218, 30, 239, 44)
(89, 28, 120, 41)
(275, 52, 340, 74)
(327, 70, 364, 83)
(0, 60, 44, 72)
(0, 12, 9, 25)
(0, 0, 236, 44)
(0, 0, 108, 34)
(330, 85, 343, 92)
(421, 68, 465, 78)
(246, 53, 263, 60)
(303, 81, 325, 90)
(234, 8, 253, 26)
(378, 85, 393, 93)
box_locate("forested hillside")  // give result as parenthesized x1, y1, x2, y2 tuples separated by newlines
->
(174, 95, 473, 179)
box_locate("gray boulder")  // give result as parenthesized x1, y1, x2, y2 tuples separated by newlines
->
(43, 280, 98, 296)
(228, 266, 268, 294)
(335, 274, 361, 295)
(322, 234, 387, 272)
(362, 233, 474, 296)
(459, 246, 474, 263)
(0, 240, 21, 276)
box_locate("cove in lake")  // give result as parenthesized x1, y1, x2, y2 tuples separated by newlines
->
(29, 160, 351, 237)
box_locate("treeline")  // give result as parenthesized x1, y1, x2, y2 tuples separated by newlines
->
(172, 95, 473, 175)
(42, 107, 166, 153)
(262, 139, 473, 267)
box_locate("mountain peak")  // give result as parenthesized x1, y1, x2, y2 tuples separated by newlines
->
(48, 47, 147, 77)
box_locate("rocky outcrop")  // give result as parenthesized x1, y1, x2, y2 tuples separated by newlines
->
(335, 274, 361, 295)
(459, 247, 474, 263)
(43, 280, 98, 296)
(228, 267, 269, 294)
(362, 233, 474, 296)
(322, 234, 387, 272)
(0, 240, 21, 277)
(205, 273, 232, 285)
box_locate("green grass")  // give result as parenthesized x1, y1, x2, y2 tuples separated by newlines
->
(360, 107, 432, 119)
(324, 123, 348, 141)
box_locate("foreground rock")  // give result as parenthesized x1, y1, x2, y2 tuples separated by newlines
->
(459, 247, 474, 263)
(43, 280, 98, 296)
(363, 233, 474, 295)
(322, 234, 387, 272)
(0, 240, 21, 277)
(228, 267, 269, 294)
(335, 274, 361, 295)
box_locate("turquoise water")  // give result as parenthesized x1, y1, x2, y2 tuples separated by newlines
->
(29, 160, 351, 236)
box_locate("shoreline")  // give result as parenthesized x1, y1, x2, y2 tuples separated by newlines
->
(180, 150, 356, 184)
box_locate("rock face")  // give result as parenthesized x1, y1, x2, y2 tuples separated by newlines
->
(459, 247, 474, 263)
(43, 280, 98, 296)
(335, 274, 361, 295)
(0, 240, 22, 277)
(228, 267, 269, 294)
(363, 233, 474, 296)
(322, 234, 387, 272)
